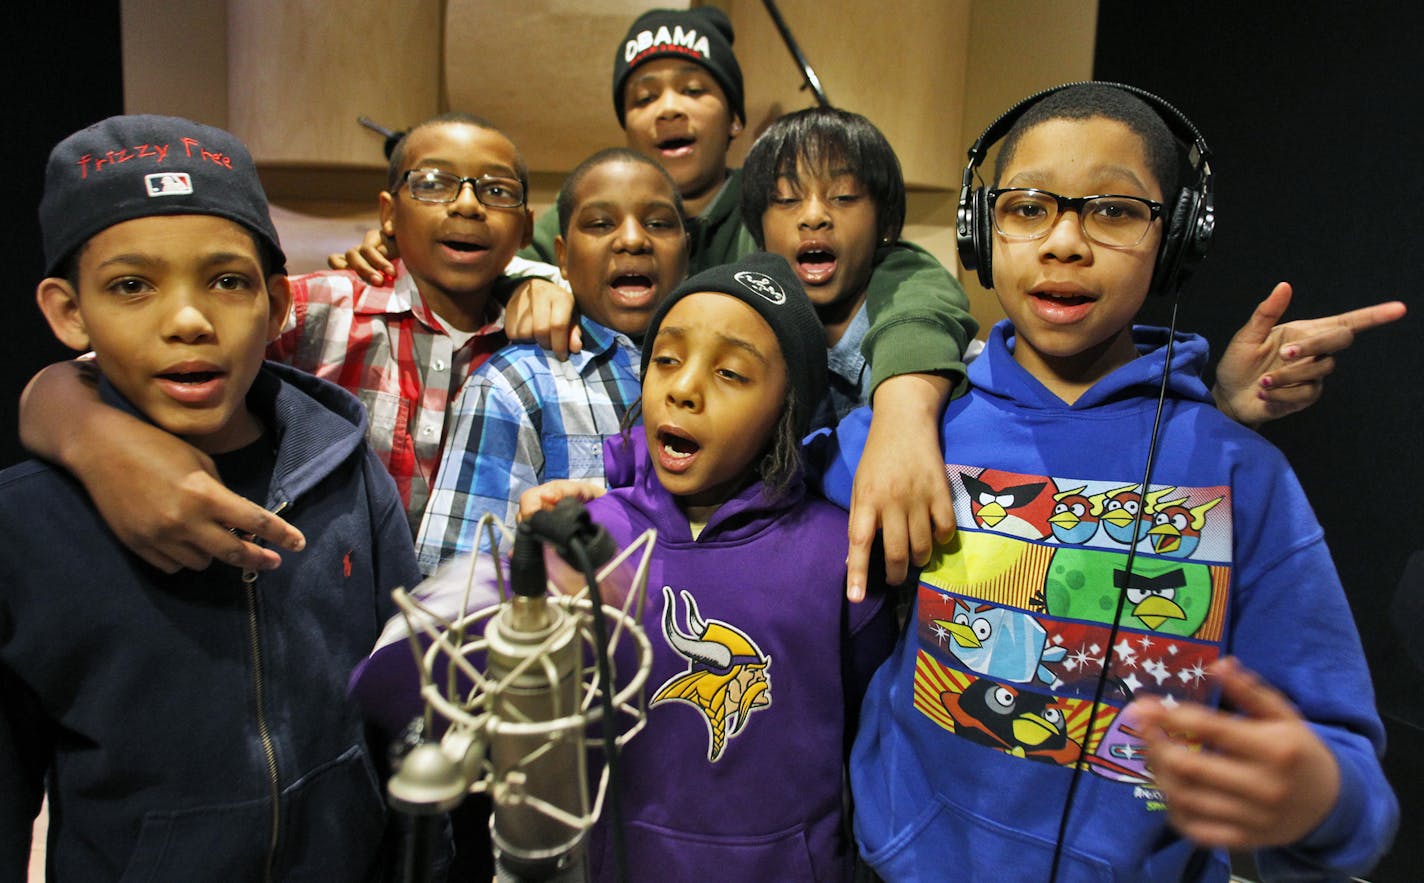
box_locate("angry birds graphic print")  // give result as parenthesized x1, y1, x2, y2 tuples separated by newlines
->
(911, 466, 1232, 785)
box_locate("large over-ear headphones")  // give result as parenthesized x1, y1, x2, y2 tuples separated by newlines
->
(956, 81, 1215, 296)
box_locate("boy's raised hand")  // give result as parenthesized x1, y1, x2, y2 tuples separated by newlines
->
(1213, 282, 1406, 428)
(20, 361, 305, 573)
(846, 373, 957, 601)
(1129, 656, 1340, 850)
(505, 278, 583, 359)
(326, 227, 395, 285)
(518, 479, 606, 522)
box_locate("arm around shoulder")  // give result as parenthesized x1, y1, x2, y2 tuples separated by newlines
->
(861, 242, 978, 394)
(21, 358, 102, 468)
(19, 359, 303, 573)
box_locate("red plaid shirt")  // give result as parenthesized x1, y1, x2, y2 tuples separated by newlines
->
(268, 262, 509, 533)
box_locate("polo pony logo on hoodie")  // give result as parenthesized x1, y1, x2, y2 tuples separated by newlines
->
(652, 586, 772, 761)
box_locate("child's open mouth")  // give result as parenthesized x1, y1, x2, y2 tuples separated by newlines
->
(1028, 288, 1097, 324)
(656, 428, 700, 471)
(656, 136, 695, 158)
(159, 370, 222, 384)
(610, 273, 656, 306)
(795, 244, 838, 284)
(156, 367, 227, 404)
(440, 239, 488, 254)
(1031, 290, 1092, 306)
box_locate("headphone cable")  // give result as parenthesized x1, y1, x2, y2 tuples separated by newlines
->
(1047, 297, 1181, 882)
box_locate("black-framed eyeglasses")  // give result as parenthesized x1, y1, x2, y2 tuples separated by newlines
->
(988, 188, 1163, 248)
(399, 169, 526, 208)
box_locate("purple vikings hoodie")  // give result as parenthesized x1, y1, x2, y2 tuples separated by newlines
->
(584, 430, 895, 882)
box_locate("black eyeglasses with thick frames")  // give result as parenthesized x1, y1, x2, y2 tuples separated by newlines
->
(988, 188, 1164, 248)
(398, 168, 526, 208)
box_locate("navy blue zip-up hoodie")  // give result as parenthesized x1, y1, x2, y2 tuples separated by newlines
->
(0, 361, 421, 881)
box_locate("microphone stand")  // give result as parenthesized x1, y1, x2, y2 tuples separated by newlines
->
(357, 115, 406, 159)
(488, 517, 589, 881)
(380, 504, 654, 883)
(522, 502, 629, 882)
(761, 0, 831, 107)
(388, 735, 469, 883)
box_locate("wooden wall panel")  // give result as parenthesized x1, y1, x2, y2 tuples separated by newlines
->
(225, 0, 443, 169)
(957, 0, 1100, 330)
(724, 0, 971, 191)
(444, 0, 674, 172)
(121, 0, 228, 126)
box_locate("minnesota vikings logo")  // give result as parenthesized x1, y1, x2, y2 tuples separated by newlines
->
(652, 586, 772, 762)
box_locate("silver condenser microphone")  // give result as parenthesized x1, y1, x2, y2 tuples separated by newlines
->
(373, 503, 655, 883)
(486, 522, 587, 880)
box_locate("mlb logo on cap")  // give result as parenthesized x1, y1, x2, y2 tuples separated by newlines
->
(146, 173, 194, 197)
(39, 114, 286, 277)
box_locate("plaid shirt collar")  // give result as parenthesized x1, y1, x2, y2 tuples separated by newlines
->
(353, 261, 506, 337)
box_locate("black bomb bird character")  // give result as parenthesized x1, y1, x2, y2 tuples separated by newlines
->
(652, 586, 772, 762)
(939, 678, 1081, 765)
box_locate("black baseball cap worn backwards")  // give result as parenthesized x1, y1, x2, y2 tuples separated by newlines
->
(612, 7, 746, 128)
(39, 114, 286, 277)
(641, 251, 827, 438)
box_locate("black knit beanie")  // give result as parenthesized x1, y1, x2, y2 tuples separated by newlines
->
(641, 251, 826, 437)
(40, 115, 285, 277)
(612, 7, 745, 128)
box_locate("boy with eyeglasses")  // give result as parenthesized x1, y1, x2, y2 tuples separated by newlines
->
(270, 113, 546, 533)
(19, 113, 560, 555)
(415, 148, 689, 572)
(820, 82, 1397, 881)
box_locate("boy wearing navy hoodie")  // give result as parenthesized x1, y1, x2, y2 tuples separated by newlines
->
(1, 116, 419, 879)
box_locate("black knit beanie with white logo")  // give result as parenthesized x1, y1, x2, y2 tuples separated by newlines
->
(641, 251, 826, 437)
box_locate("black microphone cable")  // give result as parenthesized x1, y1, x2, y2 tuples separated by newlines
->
(527, 500, 629, 883)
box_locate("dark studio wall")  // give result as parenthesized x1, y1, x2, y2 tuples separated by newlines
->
(2, 0, 1416, 877)
(1094, 1, 1422, 878)
(3, 4, 124, 469)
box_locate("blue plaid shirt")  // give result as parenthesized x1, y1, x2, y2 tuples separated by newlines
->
(414, 318, 642, 573)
